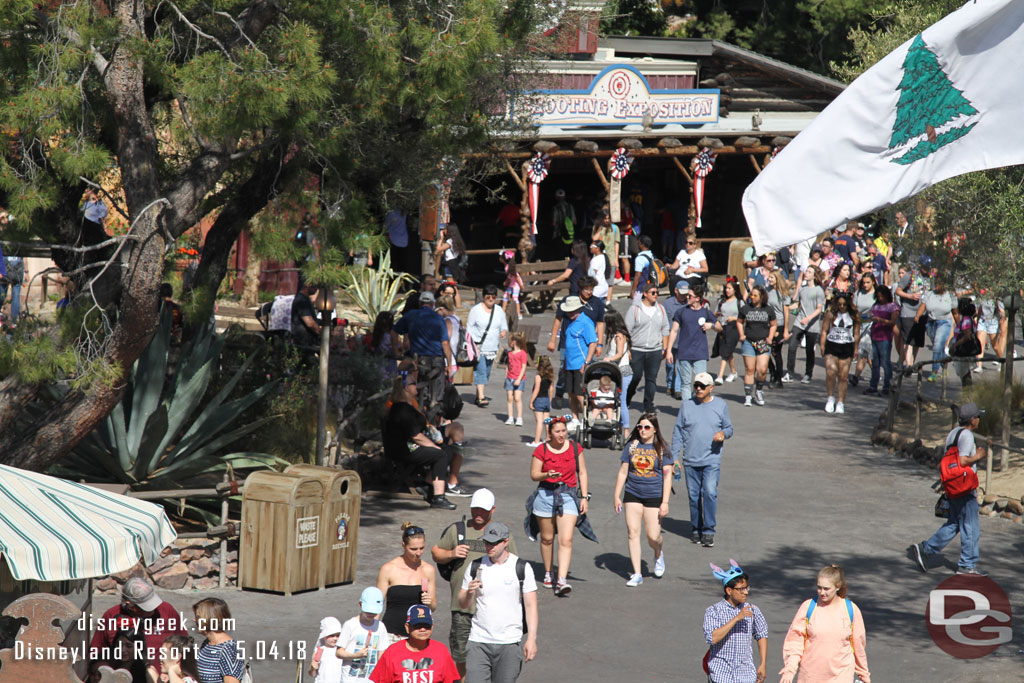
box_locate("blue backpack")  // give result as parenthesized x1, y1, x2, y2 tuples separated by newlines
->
(805, 597, 855, 652)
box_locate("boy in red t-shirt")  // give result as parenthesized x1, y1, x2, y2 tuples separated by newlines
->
(370, 605, 459, 683)
(504, 332, 528, 427)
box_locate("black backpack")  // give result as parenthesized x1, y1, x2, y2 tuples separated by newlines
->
(5, 257, 23, 284)
(440, 383, 464, 420)
(468, 556, 531, 633)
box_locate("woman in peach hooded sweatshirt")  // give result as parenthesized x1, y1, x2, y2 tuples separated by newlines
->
(779, 564, 869, 683)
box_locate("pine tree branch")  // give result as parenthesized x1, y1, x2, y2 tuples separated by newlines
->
(1, 235, 139, 253)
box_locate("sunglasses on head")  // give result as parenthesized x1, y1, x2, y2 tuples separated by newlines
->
(403, 526, 425, 539)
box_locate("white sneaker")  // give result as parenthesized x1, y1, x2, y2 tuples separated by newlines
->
(781, 373, 794, 383)
(754, 390, 765, 406)
(626, 573, 643, 587)
(714, 376, 724, 385)
(725, 373, 737, 383)
(654, 553, 665, 578)
(744, 395, 753, 407)
(526, 441, 543, 447)
(836, 402, 845, 414)
(515, 417, 523, 426)
(566, 418, 580, 431)
(973, 366, 983, 373)
(800, 375, 811, 384)
(825, 396, 835, 413)
(504, 416, 515, 425)
(992, 360, 1001, 367)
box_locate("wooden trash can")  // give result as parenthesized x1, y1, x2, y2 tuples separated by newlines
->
(284, 465, 361, 588)
(240, 472, 324, 595)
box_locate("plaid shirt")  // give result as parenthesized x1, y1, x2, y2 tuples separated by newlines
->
(703, 599, 768, 683)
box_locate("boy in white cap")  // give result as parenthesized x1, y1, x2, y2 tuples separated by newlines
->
(431, 488, 517, 680)
(309, 616, 344, 682)
(325, 587, 390, 683)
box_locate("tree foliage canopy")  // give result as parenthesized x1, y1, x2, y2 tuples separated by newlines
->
(0, 0, 545, 468)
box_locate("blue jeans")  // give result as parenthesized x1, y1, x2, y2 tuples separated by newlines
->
(676, 359, 707, 401)
(923, 492, 979, 569)
(869, 338, 893, 391)
(473, 355, 495, 387)
(665, 358, 678, 394)
(683, 463, 720, 535)
(928, 319, 952, 374)
(620, 373, 632, 428)
(0, 281, 21, 322)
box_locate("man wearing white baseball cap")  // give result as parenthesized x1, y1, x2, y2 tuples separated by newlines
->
(431, 488, 517, 680)
(331, 586, 390, 682)
(671, 371, 733, 548)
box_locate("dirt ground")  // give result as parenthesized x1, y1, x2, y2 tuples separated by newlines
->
(890, 397, 1024, 500)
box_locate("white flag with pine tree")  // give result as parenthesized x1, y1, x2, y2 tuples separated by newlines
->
(742, 0, 1024, 253)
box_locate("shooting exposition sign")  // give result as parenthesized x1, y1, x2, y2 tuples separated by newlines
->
(528, 65, 720, 126)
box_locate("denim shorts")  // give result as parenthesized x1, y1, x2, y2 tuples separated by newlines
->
(532, 397, 551, 412)
(531, 488, 579, 518)
(504, 377, 523, 392)
(740, 340, 770, 357)
(473, 355, 495, 385)
(979, 318, 999, 335)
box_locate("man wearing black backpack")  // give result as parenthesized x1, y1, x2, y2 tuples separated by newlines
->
(910, 402, 988, 576)
(431, 490, 517, 681)
(458, 521, 538, 683)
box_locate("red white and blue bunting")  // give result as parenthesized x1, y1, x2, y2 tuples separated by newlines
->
(526, 152, 550, 235)
(691, 147, 716, 229)
(609, 147, 633, 180)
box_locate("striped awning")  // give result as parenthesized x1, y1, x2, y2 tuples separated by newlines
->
(0, 465, 177, 581)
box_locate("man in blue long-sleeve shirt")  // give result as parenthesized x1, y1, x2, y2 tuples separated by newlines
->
(671, 371, 733, 548)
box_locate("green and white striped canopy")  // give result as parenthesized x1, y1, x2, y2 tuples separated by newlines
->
(0, 465, 177, 581)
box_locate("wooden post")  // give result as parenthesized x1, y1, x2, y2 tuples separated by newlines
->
(590, 159, 610, 192)
(915, 371, 923, 441)
(1000, 300, 1016, 471)
(985, 438, 993, 493)
(219, 472, 229, 588)
(749, 154, 762, 174)
(940, 363, 947, 401)
(519, 161, 532, 260)
(886, 371, 901, 431)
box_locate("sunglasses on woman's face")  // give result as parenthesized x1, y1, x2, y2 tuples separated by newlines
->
(638, 424, 654, 431)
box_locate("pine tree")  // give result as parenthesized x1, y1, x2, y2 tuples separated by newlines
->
(889, 34, 977, 150)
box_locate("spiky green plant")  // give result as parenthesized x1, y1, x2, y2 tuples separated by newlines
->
(341, 250, 415, 322)
(56, 313, 286, 495)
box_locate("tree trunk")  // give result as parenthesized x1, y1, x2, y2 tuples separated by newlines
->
(240, 254, 263, 307)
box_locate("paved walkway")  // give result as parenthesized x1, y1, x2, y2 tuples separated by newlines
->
(96, 303, 1024, 681)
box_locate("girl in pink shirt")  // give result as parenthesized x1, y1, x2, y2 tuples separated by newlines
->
(780, 564, 870, 683)
(505, 332, 528, 426)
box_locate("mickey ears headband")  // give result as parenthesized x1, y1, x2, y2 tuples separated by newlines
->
(709, 559, 744, 587)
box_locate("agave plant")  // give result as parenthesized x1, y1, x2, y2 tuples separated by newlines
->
(58, 313, 286, 494)
(341, 250, 415, 321)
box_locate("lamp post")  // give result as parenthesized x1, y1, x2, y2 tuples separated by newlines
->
(314, 287, 336, 466)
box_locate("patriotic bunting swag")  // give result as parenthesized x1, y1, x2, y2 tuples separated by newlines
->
(691, 147, 716, 229)
(607, 148, 633, 222)
(526, 152, 550, 235)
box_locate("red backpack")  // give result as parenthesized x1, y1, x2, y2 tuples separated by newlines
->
(939, 428, 979, 498)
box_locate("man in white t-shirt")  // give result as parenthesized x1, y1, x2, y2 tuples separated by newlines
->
(458, 521, 538, 683)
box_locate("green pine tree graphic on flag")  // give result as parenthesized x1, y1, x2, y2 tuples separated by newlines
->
(888, 34, 977, 165)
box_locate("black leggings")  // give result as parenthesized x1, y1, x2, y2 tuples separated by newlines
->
(406, 445, 451, 481)
(787, 329, 819, 378)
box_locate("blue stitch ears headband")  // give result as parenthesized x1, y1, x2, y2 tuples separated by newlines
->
(710, 559, 745, 587)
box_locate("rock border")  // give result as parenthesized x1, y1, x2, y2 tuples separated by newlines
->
(94, 538, 239, 595)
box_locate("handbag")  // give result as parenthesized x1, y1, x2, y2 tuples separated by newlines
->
(934, 492, 950, 518)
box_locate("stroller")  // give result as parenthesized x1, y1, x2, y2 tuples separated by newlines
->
(576, 361, 625, 450)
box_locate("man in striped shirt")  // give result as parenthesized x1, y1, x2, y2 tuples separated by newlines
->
(702, 563, 768, 683)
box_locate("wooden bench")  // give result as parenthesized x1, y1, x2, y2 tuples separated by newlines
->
(518, 259, 570, 313)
